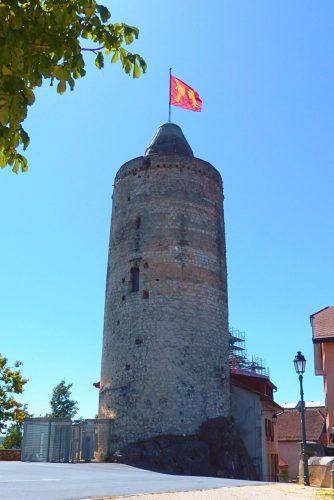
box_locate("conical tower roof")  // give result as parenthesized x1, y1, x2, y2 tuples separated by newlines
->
(145, 123, 193, 157)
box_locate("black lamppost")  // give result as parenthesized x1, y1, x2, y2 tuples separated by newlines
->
(293, 351, 310, 486)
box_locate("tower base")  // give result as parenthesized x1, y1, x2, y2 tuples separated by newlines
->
(104, 417, 258, 480)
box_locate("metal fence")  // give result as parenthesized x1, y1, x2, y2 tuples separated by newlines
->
(21, 418, 113, 463)
(71, 419, 113, 462)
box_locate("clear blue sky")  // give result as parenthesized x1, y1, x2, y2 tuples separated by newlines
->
(1, 0, 333, 418)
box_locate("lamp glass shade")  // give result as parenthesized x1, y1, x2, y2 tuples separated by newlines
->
(293, 351, 306, 374)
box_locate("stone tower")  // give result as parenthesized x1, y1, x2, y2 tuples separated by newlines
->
(99, 123, 230, 454)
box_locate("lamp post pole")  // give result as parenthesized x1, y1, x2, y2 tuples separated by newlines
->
(299, 372, 309, 486)
(293, 351, 310, 486)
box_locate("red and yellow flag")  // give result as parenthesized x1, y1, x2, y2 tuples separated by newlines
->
(170, 75, 202, 112)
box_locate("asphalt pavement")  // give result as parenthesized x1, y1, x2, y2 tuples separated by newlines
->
(0, 461, 267, 500)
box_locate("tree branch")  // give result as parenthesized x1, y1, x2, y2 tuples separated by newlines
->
(31, 44, 105, 52)
(81, 46, 105, 52)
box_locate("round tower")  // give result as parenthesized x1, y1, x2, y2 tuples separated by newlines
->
(99, 123, 229, 453)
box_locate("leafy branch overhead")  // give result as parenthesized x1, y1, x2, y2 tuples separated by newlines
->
(0, 1, 147, 173)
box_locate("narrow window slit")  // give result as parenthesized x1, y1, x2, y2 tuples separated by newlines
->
(130, 267, 140, 292)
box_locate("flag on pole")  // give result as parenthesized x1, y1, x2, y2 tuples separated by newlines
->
(170, 75, 202, 112)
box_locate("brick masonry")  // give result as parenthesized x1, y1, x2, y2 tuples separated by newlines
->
(99, 149, 230, 455)
(0, 449, 21, 461)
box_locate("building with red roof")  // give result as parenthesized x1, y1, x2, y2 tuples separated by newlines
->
(277, 403, 326, 480)
(310, 306, 334, 446)
(229, 329, 282, 481)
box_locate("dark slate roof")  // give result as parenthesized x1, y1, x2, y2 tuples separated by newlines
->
(145, 123, 193, 157)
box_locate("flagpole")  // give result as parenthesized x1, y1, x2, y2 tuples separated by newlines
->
(168, 68, 172, 123)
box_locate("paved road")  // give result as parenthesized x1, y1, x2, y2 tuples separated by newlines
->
(0, 462, 267, 500)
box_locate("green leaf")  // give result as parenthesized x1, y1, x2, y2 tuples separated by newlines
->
(57, 80, 66, 94)
(67, 76, 75, 91)
(95, 52, 104, 69)
(84, 5, 95, 17)
(0, 152, 7, 167)
(125, 33, 134, 45)
(0, 103, 9, 126)
(131, 26, 139, 38)
(54, 66, 66, 80)
(133, 62, 140, 79)
(111, 51, 118, 64)
(23, 88, 35, 105)
(21, 156, 28, 172)
(124, 59, 131, 74)
(138, 57, 147, 73)
(97, 5, 111, 23)
(20, 128, 30, 150)
(9, 11, 23, 30)
(2, 65, 12, 76)
(12, 159, 19, 173)
(119, 47, 127, 64)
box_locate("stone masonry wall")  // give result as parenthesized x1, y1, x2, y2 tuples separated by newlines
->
(99, 153, 229, 454)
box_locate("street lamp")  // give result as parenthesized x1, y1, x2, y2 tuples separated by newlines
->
(293, 351, 310, 486)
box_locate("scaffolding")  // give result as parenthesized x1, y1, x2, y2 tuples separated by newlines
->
(229, 328, 269, 377)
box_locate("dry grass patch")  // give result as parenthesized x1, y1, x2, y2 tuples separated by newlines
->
(317, 490, 334, 499)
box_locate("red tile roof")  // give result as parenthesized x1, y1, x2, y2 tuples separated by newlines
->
(279, 456, 289, 469)
(277, 407, 326, 442)
(311, 306, 334, 341)
(230, 372, 277, 395)
(230, 372, 282, 411)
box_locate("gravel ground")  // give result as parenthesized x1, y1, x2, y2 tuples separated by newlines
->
(109, 483, 324, 499)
